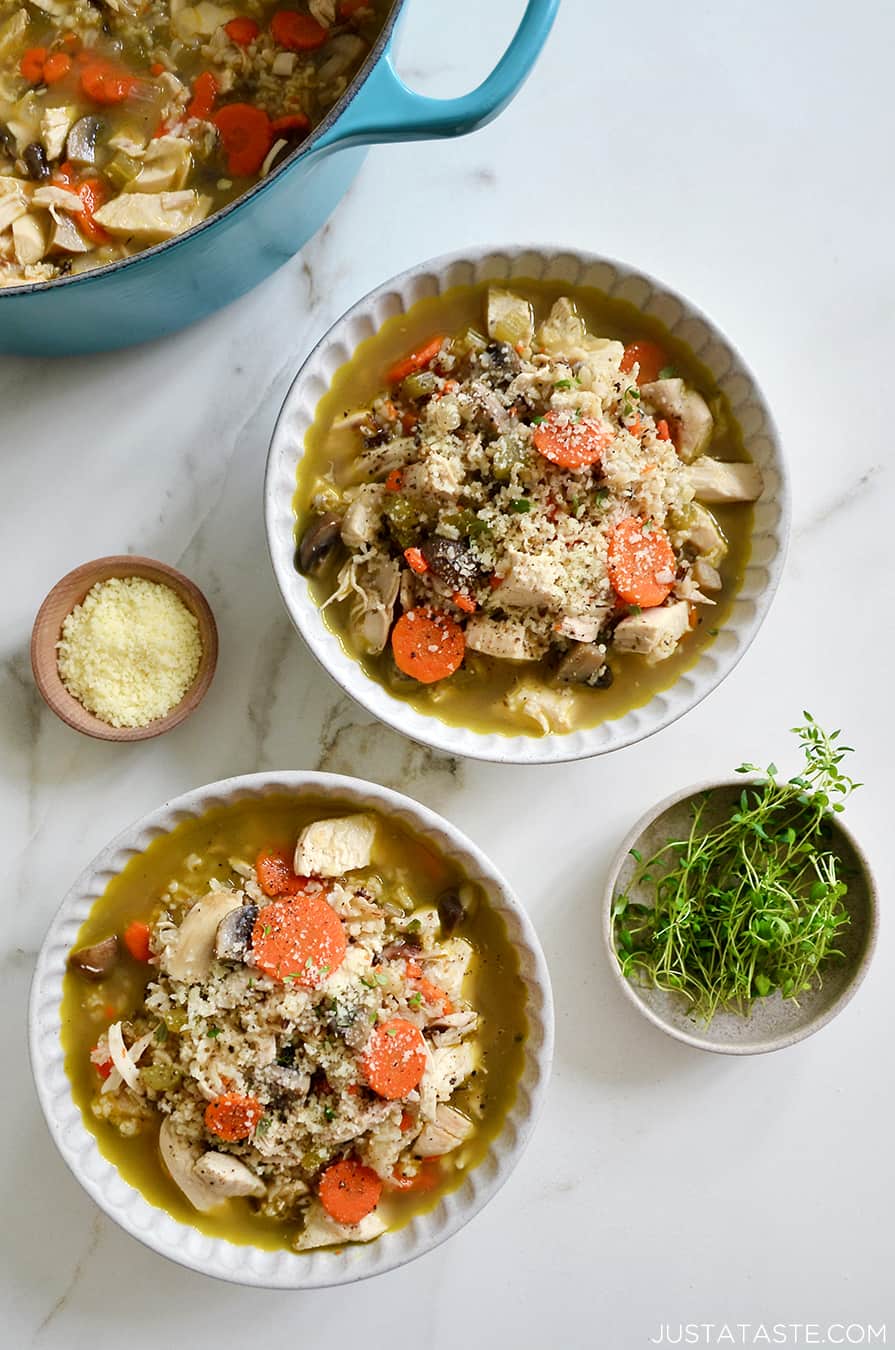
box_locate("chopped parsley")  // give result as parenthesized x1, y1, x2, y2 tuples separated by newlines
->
(206, 1026, 221, 1038)
(408, 992, 422, 1007)
(658, 364, 677, 379)
(509, 499, 532, 513)
(323, 1105, 335, 1122)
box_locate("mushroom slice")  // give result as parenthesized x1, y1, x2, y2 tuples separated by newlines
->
(556, 642, 611, 686)
(193, 1152, 266, 1199)
(413, 1104, 474, 1158)
(159, 1117, 226, 1213)
(164, 891, 244, 982)
(294, 814, 376, 878)
(214, 903, 258, 962)
(69, 935, 119, 980)
(66, 114, 103, 165)
(297, 511, 342, 574)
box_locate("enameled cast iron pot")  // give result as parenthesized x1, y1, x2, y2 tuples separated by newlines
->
(0, 0, 559, 356)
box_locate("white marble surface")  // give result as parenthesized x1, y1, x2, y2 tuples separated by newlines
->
(3, 0, 893, 1345)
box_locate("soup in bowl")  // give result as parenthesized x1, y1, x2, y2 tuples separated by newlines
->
(30, 772, 552, 1287)
(266, 248, 789, 764)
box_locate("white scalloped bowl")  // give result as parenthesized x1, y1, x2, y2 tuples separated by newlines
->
(265, 247, 790, 764)
(29, 772, 554, 1288)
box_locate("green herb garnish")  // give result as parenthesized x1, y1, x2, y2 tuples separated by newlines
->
(207, 1026, 221, 1038)
(612, 717, 859, 1022)
(658, 365, 676, 379)
(323, 1106, 335, 1122)
(153, 1022, 168, 1043)
(509, 499, 532, 513)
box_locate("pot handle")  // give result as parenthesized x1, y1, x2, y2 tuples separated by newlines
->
(312, 0, 559, 151)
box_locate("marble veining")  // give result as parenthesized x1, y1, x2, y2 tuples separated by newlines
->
(3, 1, 894, 1345)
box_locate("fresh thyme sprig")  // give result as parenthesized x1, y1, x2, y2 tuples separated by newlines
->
(612, 716, 859, 1022)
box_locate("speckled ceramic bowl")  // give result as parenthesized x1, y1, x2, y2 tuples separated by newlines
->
(601, 780, 878, 1054)
(265, 246, 790, 764)
(29, 772, 553, 1288)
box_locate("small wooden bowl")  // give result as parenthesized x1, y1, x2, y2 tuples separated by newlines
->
(31, 556, 218, 742)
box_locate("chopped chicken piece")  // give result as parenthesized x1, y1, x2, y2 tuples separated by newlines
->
(92, 189, 211, 242)
(293, 1204, 387, 1252)
(641, 377, 713, 462)
(465, 616, 547, 662)
(193, 1152, 266, 1199)
(294, 814, 377, 878)
(413, 1104, 474, 1158)
(502, 679, 576, 733)
(613, 601, 690, 661)
(688, 457, 764, 503)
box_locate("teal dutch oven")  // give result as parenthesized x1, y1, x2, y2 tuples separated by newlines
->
(0, 0, 558, 356)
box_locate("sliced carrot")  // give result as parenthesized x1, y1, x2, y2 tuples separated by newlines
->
(384, 468, 404, 493)
(20, 48, 47, 83)
(205, 1092, 263, 1142)
(628, 415, 643, 437)
(656, 418, 671, 441)
(363, 1018, 427, 1099)
(403, 546, 428, 575)
(489, 574, 503, 590)
(388, 1159, 441, 1192)
(319, 1159, 382, 1225)
(212, 102, 271, 176)
(255, 848, 310, 896)
(270, 112, 311, 135)
(607, 516, 676, 608)
(187, 70, 217, 120)
(92, 1046, 113, 1080)
(533, 411, 613, 471)
(387, 335, 444, 385)
(399, 1110, 415, 1132)
(73, 177, 110, 244)
(620, 340, 667, 385)
(225, 15, 260, 45)
(61, 32, 80, 51)
(123, 920, 151, 962)
(400, 408, 418, 434)
(404, 958, 423, 979)
(270, 10, 328, 50)
(391, 608, 465, 684)
(43, 52, 72, 84)
(251, 893, 346, 985)
(80, 61, 137, 104)
(452, 590, 476, 614)
(413, 974, 454, 1015)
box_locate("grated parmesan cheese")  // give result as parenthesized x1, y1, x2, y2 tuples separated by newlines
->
(56, 576, 202, 728)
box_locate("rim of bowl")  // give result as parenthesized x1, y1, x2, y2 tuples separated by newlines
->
(264, 243, 792, 766)
(600, 777, 879, 1055)
(0, 1, 405, 301)
(28, 770, 554, 1288)
(30, 555, 218, 742)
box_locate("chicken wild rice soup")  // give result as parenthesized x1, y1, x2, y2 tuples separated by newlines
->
(294, 280, 761, 737)
(0, 0, 388, 285)
(63, 796, 527, 1253)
